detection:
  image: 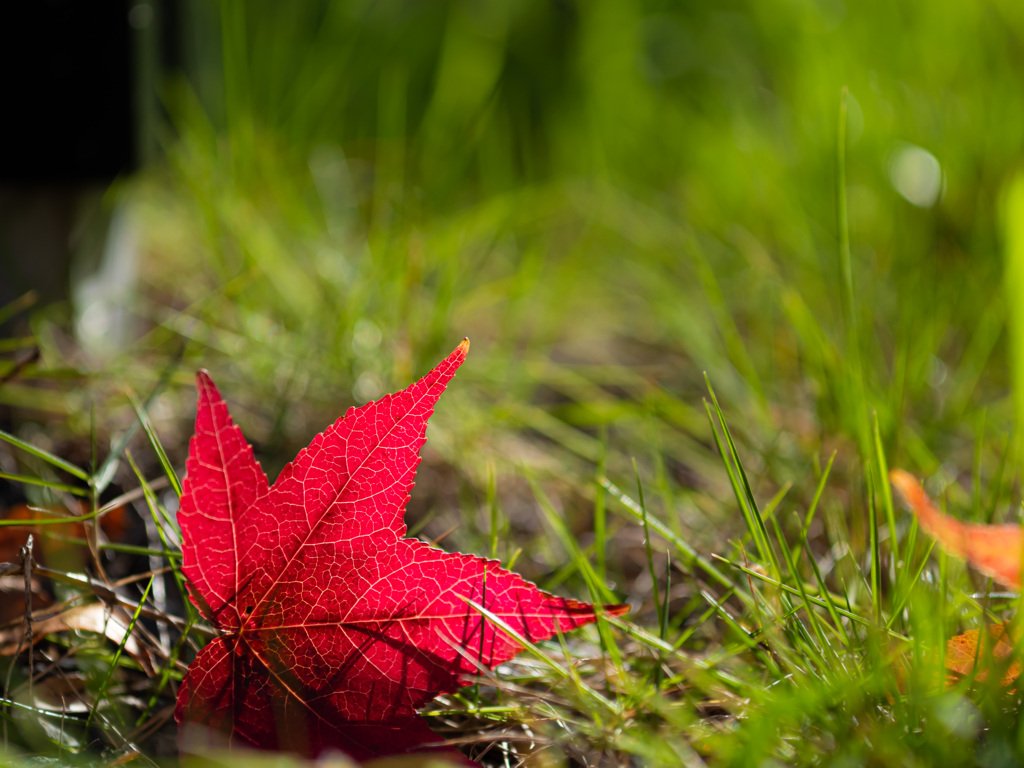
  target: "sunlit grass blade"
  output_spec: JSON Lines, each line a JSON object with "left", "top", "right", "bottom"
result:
{"left": 125, "top": 450, "right": 180, "bottom": 540}
{"left": 486, "top": 461, "right": 498, "bottom": 561}
{"left": 0, "top": 428, "right": 89, "bottom": 482}
{"left": 525, "top": 469, "right": 626, "bottom": 677}
{"left": 696, "top": 589, "right": 781, "bottom": 675}
{"left": 972, "top": 409, "right": 986, "bottom": 516}
{"left": 87, "top": 576, "right": 155, "bottom": 731}
{"left": 0, "top": 336, "right": 36, "bottom": 353}
{"left": 868, "top": 472, "right": 882, "bottom": 620}
{"left": 0, "top": 471, "right": 89, "bottom": 496}
{"left": 797, "top": 527, "right": 850, "bottom": 647}
{"left": 985, "top": 435, "right": 1014, "bottom": 524}
{"left": 634, "top": 460, "right": 664, "bottom": 632}
{"left": 0, "top": 505, "right": 104, "bottom": 528}
{"left": 661, "top": 554, "right": 671, "bottom": 643}
{"left": 601, "top": 477, "right": 736, "bottom": 594}
{"left": 886, "top": 537, "right": 937, "bottom": 631}
{"left": 526, "top": 470, "right": 615, "bottom": 603}
{"left": 595, "top": 426, "right": 609, "bottom": 581}
{"left": 125, "top": 451, "right": 190, "bottom": 612}
{"left": 0, "top": 290, "right": 36, "bottom": 327}
{"left": 801, "top": 451, "right": 836, "bottom": 539}
{"left": 460, "top": 596, "right": 620, "bottom": 714}
{"left": 128, "top": 392, "right": 183, "bottom": 499}
{"left": 703, "top": 378, "right": 779, "bottom": 576}
{"left": 713, "top": 554, "right": 903, "bottom": 637}
{"left": 770, "top": 514, "right": 832, "bottom": 670}
{"left": 138, "top": 615, "right": 195, "bottom": 728}
{"left": 873, "top": 412, "right": 899, "bottom": 572}
{"left": 603, "top": 613, "right": 747, "bottom": 690}
{"left": 761, "top": 482, "right": 792, "bottom": 525}
{"left": 836, "top": 86, "right": 871, "bottom": 461}
{"left": 674, "top": 587, "right": 732, "bottom": 650}
{"left": 94, "top": 357, "right": 181, "bottom": 496}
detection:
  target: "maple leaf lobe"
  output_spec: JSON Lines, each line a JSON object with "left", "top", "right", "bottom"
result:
{"left": 176, "top": 341, "right": 626, "bottom": 761}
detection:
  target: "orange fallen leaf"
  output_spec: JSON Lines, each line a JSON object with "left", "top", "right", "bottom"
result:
{"left": 0, "top": 502, "right": 129, "bottom": 567}
{"left": 889, "top": 469, "right": 1024, "bottom": 589}
{"left": 945, "top": 624, "right": 1021, "bottom": 687}
{"left": 0, "top": 502, "right": 132, "bottom": 626}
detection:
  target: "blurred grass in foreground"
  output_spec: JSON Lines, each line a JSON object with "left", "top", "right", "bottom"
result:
{"left": 4, "top": 0, "right": 1024, "bottom": 764}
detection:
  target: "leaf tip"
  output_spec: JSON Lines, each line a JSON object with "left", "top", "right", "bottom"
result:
{"left": 889, "top": 468, "right": 920, "bottom": 507}
{"left": 194, "top": 370, "right": 224, "bottom": 407}
{"left": 457, "top": 337, "right": 470, "bottom": 355}
{"left": 889, "top": 468, "right": 940, "bottom": 534}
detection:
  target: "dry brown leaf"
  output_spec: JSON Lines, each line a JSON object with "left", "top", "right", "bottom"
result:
{"left": 945, "top": 624, "right": 1022, "bottom": 687}
{"left": 0, "top": 574, "right": 51, "bottom": 625}
{"left": 19, "top": 672, "right": 91, "bottom": 714}
{"left": 0, "top": 603, "right": 153, "bottom": 674}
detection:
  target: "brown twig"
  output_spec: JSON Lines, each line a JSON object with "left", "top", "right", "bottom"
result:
{"left": 0, "top": 347, "right": 40, "bottom": 384}
{"left": 20, "top": 535, "right": 34, "bottom": 699}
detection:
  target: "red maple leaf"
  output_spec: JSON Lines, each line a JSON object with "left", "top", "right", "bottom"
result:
{"left": 175, "top": 340, "right": 628, "bottom": 760}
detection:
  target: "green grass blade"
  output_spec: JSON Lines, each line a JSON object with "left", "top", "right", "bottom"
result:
{"left": 873, "top": 412, "right": 899, "bottom": 572}
{"left": 714, "top": 554, "right": 905, "bottom": 638}
{"left": 460, "top": 596, "right": 619, "bottom": 714}
{"left": 486, "top": 461, "right": 498, "bottom": 561}
{"left": 802, "top": 451, "right": 836, "bottom": 538}
{"left": 885, "top": 537, "right": 936, "bottom": 631}
{"left": 986, "top": 435, "right": 1013, "bottom": 524}
{"left": 94, "top": 354, "right": 182, "bottom": 495}
{"left": 1003, "top": 171, "right": 1024, "bottom": 431}
{"left": 0, "top": 505, "right": 104, "bottom": 528}
{"left": 772, "top": 514, "right": 831, "bottom": 668}
{"left": 128, "top": 392, "right": 183, "bottom": 498}
{"left": 0, "top": 428, "right": 89, "bottom": 482}
{"left": 0, "top": 290, "right": 36, "bottom": 327}
{"left": 674, "top": 588, "right": 733, "bottom": 650}
{"left": 124, "top": 450, "right": 194, "bottom": 630}
{"left": 87, "top": 577, "right": 155, "bottom": 731}
{"left": 703, "top": 384, "right": 779, "bottom": 576}
{"left": 595, "top": 426, "right": 609, "bottom": 581}
{"left": 600, "top": 477, "right": 736, "bottom": 593}
{"left": 836, "top": 86, "right": 871, "bottom": 461}
{"left": 526, "top": 470, "right": 618, "bottom": 607}
{"left": 661, "top": 554, "right": 671, "bottom": 643}
{"left": 634, "top": 459, "right": 665, "bottom": 636}
{"left": 603, "top": 613, "right": 747, "bottom": 690}
{"left": 868, "top": 471, "right": 882, "bottom": 620}
{"left": 799, "top": 534, "right": 851, "bottom": 647}
{"left": 0, "top": 471, "right": 89, "bottom": 496}
{"left": 138, "top": 615, "right": 195, "bottom": 727}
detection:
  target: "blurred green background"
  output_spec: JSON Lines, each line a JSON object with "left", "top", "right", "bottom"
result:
{"left": 6, "top": 0, "right": 1024, "bottom": 595}
{"left": 3, "top": 0, "right": 1024, "bottom": 591}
